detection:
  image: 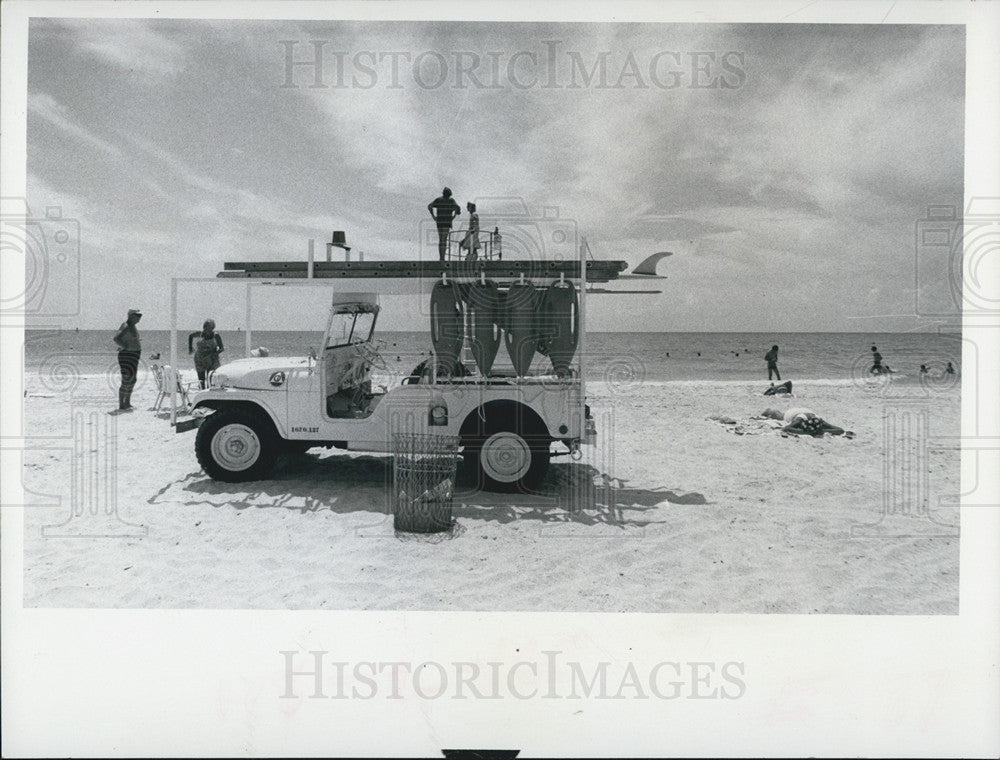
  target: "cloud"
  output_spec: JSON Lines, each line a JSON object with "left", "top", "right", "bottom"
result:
{"left": 74, "top": 20, "right": 185, "bottom": 80}
{"left": 28, "top": 91, "right": 124, "bottom": 160}
{"left": 23, "top": 20, "right": 965, "bottom": 330}
{"left": 630, "top": 216, "right": 738, "bottom": 241}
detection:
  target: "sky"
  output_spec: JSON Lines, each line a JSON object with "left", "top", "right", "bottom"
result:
{"left": 23, "top": 19, "right": 965, "bottom": 331}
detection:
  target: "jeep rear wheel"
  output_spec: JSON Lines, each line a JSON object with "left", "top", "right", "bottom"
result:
{"left": 464, "top": 420, "right": 550, "bottom": 493}
{"left": 196, "top": 408, "right": 278, "bottom": 482}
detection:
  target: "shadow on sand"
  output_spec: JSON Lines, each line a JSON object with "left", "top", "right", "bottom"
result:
{"left": 151, "top": 452, "right": 707, "bottom": 529}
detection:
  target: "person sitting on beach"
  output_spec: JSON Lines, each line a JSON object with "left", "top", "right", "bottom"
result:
{"left": 762, "top": 407, "right": 852, "bottom": 437}
{"left": 764, "top": 381, "right": 792, "bottom": 396}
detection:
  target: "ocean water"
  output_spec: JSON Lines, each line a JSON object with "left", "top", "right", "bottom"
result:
{"left": 23, "top": 329, "right": 963, "bottom": 386}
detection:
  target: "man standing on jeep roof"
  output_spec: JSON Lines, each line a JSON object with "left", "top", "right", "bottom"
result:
{"left": 428, "top": 186, "right": 461, "bottom": 261}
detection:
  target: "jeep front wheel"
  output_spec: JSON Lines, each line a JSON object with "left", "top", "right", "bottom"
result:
{"left": 196, "top": 408, "right": 277, "bottom": 482}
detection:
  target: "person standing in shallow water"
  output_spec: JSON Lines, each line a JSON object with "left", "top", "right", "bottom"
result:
{"left": 113, "top": 308, "right": 142, "bottom": 411}
{"left": 869, "top": 345, "right": 884, "bottom": 375}
{"left": 427, "top": 186, "right": 461, "bottom": 261}
{"left": 764, "top": 344, "right": 780, "bottom": 381}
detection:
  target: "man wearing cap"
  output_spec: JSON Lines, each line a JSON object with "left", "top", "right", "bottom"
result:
{"left": 113, "top": 308, "right": 142, "bottom": 411}
{"left": 427, "top": 187, "right": 461, "bottom": 262}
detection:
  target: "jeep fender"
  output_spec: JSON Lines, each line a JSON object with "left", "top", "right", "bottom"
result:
{"left": 459, "top": 399, "right": 549, "bottom": 442}
{"left": 192, "top": 396, "right": 287, "bottom": 439}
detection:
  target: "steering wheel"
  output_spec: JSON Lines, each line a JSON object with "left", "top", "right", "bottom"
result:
{"left": 355, "top": 341, "right": 387, "bottom": 372}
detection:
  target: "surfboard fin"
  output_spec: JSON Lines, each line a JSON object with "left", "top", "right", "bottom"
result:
{"left": 631, "top": 251, "right": 673, "bottom": 276}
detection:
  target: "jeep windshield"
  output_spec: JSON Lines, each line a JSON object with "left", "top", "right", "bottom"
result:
{"left": 326, "top": 304, "right": 379, "bottom": 349}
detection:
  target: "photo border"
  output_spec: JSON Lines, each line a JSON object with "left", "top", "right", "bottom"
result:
{"left": 2, "top": 1, "right": 998, "bottom": 757}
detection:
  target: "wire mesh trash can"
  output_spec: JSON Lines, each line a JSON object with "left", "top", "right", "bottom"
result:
{"left": 392, "top": 434, "right": 460, "bottom": 533}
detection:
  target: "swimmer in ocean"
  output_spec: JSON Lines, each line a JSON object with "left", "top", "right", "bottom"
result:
{"left": 946, "top": 362, "right": 955, "bottom": 375}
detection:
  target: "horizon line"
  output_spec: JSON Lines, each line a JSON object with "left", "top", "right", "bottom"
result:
{"left": 23, "top": 327, "right": 962, "bottom": 335}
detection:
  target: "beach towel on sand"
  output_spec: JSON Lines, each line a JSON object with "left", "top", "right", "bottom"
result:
{"left": 707, "top": 414, "right": 782, "bottom": 436}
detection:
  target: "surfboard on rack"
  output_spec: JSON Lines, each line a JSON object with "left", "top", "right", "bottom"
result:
{"left": 464, "top": 280, "right": 502, "bottom": 376}
{"left": 218, "top": 252, "right": 672, "bottom": 293}
{"left": 538, "top": 280, "right": 579, "bottom": 377}
{"left": 430, "top": 281, "right": 464, "bottom": 375}
{"left": 503, "top": 281, "right": 538, "bottom": 377}
{"left": 220, "top": 259, "right": 628, "bottom": 281}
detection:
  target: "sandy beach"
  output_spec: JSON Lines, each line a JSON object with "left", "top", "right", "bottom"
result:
{"left": 19, "top": 368, "right": 960, "bottom": 614}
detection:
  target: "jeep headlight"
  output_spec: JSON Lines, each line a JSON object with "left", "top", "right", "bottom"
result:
{"left": 211, "top": 372, "right": 229, "bottom": 389}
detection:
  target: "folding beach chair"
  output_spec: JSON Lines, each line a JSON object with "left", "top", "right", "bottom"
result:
{"left": 151, "top": 363, "right": 195, "bottom": 412}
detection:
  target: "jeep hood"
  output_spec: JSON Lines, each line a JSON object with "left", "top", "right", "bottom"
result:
{"left": 211, "top": 356, "right": 311, "bottom": 390}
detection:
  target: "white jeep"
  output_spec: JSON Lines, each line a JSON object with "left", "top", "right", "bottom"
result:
{"left": 191, "top": 293, "right": 595, "bottom": 492}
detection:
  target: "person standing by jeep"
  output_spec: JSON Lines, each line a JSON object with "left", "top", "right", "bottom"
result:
{"left": 189, "top": 320, "right": 224, "bottom": 388}
{"left": 113, "top": 308, "right": 142, "bottom": 411}
{"left": 188, "top": 318, "right": 224, "bottom": 388}
{"left": 428, "top": 186, "right": 461, "bottom": 261}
